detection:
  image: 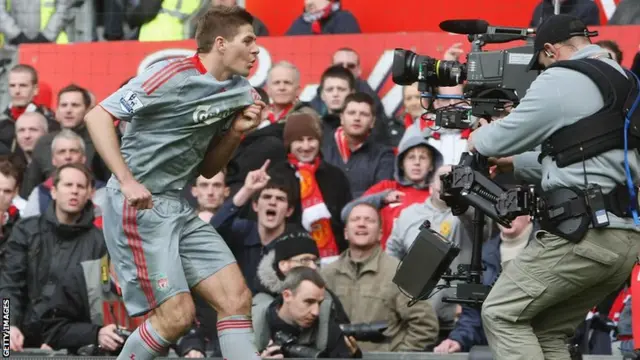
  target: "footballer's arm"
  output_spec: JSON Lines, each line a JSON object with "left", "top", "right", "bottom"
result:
{"left": 199, "top": 129, "right": 243, "bottom": 179}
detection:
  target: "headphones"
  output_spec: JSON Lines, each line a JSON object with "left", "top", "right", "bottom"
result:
{"left": 544, "top": 50, "right": 554, "bottom": 58}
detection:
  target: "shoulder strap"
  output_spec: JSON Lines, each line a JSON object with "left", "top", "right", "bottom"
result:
{"left": 313, "top": 292, "right": 334, "bottom": 351}
{"left": 81, "top": 257, "right": 106, "bottom": 326}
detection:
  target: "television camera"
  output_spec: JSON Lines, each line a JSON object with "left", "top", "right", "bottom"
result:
{"left": 392, "top": 19, "right": 540, "bottom": 128}
{"left": 392, "top": 20, "right": 549, "bottom": 307}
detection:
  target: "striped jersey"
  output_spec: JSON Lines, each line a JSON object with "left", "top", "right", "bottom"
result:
{"left": 100, "top": 54, "right": 256, "bottom": 193}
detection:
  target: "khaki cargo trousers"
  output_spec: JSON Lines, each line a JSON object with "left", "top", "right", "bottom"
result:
{"left": 481, "top": 228, "right": 640, "bottom": 360}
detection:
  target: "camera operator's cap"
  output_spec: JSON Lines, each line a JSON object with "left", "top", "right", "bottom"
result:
{"left": 528, "top": 14, "right": 598, "bottom": 71}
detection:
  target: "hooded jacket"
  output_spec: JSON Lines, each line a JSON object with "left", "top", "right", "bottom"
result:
{"left": 340, "top": 125, "right": 443, "bottom": 247}
{"left": 0, "top": 201, "right": 106, "bottom": 343}
{"left": 254, "top": 249, "right": 350, "bottom": 325}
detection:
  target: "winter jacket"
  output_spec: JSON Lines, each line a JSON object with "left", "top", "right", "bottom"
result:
{"left": 0, "top": 201, "right": 106, "bottom": 343}
{"left": 530, "top": 0, "right": 600, "bottom": 27}
{"left": 267, "top": 159, "right": 352, "bottom": 253}
{"left": 40, "top": 256, "right": 204, "bottom": 355}
{"left": 340, "top": 125, "right": 444, "bottom": 247}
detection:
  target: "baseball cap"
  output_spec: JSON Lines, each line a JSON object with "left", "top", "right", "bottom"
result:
{"left": 528, "top": 14, "right": 598, "bottom": 71}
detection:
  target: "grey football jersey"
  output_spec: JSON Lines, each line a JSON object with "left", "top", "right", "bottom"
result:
{"left": 100, "top": 55, "right": 255, "bottom": 193}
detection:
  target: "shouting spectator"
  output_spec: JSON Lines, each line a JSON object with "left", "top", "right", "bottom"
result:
{"left": 22, "top": 130, "right": 106, "bottom": 219}
{"left": 322, "top": 92, "right": 394, "bottom": 198}
{"left": 192, "top": 172, "right": 229, "bottom": 223}
{"left": 14, "top": 112, "right": 48, "bottom": 166}
{"left": 211, "top": 161, "right": 297, "bottom": 293}
{"left": 341, "top": 124, "right": 443, "bottom": 248}
{"left": 41, "top": 254, "right": 206, "bottom": 356}
{"left": 21, "top": 84, "right": 109, "bottom": 198}
{"left": 0, "top": 163, "right": 106, "bottom": 351}
{"left": 255, "top": 267, "right": 362, "bottom": 358}
{"left": 286, "top": 0, "right": 360, "bottom": 36}
{"left": 322, "top": 203, "right": 439, "bottom": 351}
{"left": 530, "top": 0, "right": 600, "bottom": 27}
{"left": 269, "top": 112, "right": 352, "bottom": 257}
{"left": 0, "top": 65, "right": 58, "bottom": 153}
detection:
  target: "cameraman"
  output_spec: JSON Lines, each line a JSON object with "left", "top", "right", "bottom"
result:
{"left": 40, "top": 255, "right": 205, "bottom": 357}
{"left": 254, "top": 267, "right": 361, "bottom": 358}
{"left": 466, "top": 14, "right": 640, "bottom": 360}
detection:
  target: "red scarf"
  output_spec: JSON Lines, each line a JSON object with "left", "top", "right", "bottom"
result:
{"left": 287, "top": 154, "right": 338, "bottom": 257}
{"left": 334, "top": 127, "right": 363, "bottom": 163}
{"left": 10, "top": 106, "right": 26, "bottom": 121}
{"left": 265, "top": 103, "right": 294, "bottom": 124}
{"left": 304, "top": 1, "right": 340, "bottom": 34}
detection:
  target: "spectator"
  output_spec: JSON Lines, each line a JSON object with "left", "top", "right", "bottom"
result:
{"left": 0, "top": 1, "right": 78, "bottom": 45}
{"left": 255, "top": 267, "right": 362, "bottom": 358}
{"left": 41, "top": 254, "right": 206, "bottom": 357}
{"left": 21, "top": 84, "right": 109, "bottom": 199}
{"left": 264, "top": 61, "right": 302, "bottom": 123}
{"left": 530, "top": 0, "right": 600, "bottom": 27}
{"left": 433, "top": 215, "right": 535, "bottom": 354}
{"left": 322, "top": 92, "right": 394, "bottom": 198}
{"left": 268, "top": 112, "right": 352, "bottom": 258}
{"left": 255, "top": 231, "right": 350, "bottom": 323}
{"left": 0, "top": 163, "right": 106, "bottom": 351}
{"left": 192, "top": 172, "right": 229, "bottom": 223}
{"left": 341, "top": 124, "right": 443, "bottom": 248}
{"left": 311, "top": 48, "right": 389, "bottom": 144}
{"left": 14, "top": 112, "right": 48, "bottom": 166}
{"left": 0, "top": 159, "right": 21, "bottom": 253}
{"left": 315, "top": 65, "right": 388, "bottom": 145}
{"left": 208, "top": 0, "right": 269, "bottom": 36}
{"left": 22, "top": 130, "right": 106, "bottom": 219}
{"left": 211, "top": 162, "right": 297, "bottom": 293}
{"left": 0, "top": 65, "right": 58, "bottom": 152}
{"left": 321, "top": 203, "right": 439, "bottom": 351}
{"left": 388, "top": 83, "right": 424, "bottom": 148}
{"left": 286, "top": 0, "right": 360, "bottom": 36}
{"left": 596, "top": 40, "right": 623, "bottom": 64}
{"left": 609, "top": 0, "right": 640, "bottom": 25}
{"left": 386, "top": 165, "right": 490, "bottom": 335}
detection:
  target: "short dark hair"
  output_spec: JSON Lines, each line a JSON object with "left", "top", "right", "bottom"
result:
{"left": 57, "top": 84, "right": 91, "bottom": 108}
{"left": 0, "top": 158, "right": 22, "bottom": 188}
{"left": 53, "top": 163, "right": 94, "bottom": 188}
{"left": 253, "top": 176, "right": 297, "bottom": 208}
{"left": 319, "top": 65, "right": 355, "bottom": 92}
{"left": 343, "top": 92, "right": 375, "bottom": 113}
{"left": 195, "top": 5, "right": 254, "bottom": 53}
{"left": 282, "top": 267, "right": 325, "bottom": 293}
{"left": 596, "top": 40, "right": 623, "bottom": 64}
{"left": 10, "top": 64, "right": 38, "bottom": 84}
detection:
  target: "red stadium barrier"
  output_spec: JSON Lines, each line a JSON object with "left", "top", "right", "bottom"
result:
{"left": 17, "top": 26, "right": 640, "bottom": 116}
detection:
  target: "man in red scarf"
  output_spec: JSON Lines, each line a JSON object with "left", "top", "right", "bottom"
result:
{"left": 285, "top": 0, "right": 361, "bottom": 36}
{"left": 263, "top": 61, "right": 301, "bottom": 124}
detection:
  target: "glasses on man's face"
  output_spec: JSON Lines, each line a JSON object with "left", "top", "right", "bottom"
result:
{"left": 292, "top": 257, "right": 321, "bottom": 267}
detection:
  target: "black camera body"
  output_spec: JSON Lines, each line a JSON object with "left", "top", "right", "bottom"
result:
{"left": 272, "top": 331, "right": 326, "bottom": 358}
{"left": 76, "top": 328, "right": 132, "bottom": 356}
{"left": 391, "top": 23, "right": 539, "bottom": 122}
{"left": 339, "top": 321, "right": 389, "bottom": 343}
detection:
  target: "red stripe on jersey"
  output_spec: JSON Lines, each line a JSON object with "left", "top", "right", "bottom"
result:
{"left": 190, "top": 54, "right": 207, "bottom": 74}
{"left": 145, "top": 63, "right": 196, "bottom": 95}
{"left": 141, "top": 59, "right": 192, "bottom": 94}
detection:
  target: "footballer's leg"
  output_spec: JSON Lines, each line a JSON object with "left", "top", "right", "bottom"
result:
{"left": 104, "top": 189, "right": 196, "bottom": 360}
{"left": 180, "top": 214, "right": 261, "bottom": 360}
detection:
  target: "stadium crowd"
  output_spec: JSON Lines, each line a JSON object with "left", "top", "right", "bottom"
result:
{"left": 1, "top": 0, "right": 640, "bottom": 358}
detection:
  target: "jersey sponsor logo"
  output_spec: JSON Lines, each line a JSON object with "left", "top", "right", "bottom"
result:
{"left": 193, "top": 105, "right": 236, "bottom": 125}
{"left": 119, "top": 91, "right": 144, "bottom": 114}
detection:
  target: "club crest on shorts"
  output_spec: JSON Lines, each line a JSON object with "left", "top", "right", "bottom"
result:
{"left": 156, "top": 276, "right": 169, "bottom": 290}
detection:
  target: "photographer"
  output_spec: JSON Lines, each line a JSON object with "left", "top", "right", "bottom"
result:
{"left": 40, "top": 255, "right": 205, "bottom": 357}
{"left": 254, "top": 267, "right": 362, "bottom": 358}
{"left": 465, "top": 14, "right": 640, "bottom": 360}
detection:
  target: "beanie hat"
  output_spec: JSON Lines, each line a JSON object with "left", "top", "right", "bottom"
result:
{"left": 283, "top": 113, "right": 323, "bottom": 150}
{"left": 272, "top": 231, "right": 320, "bottom": 278}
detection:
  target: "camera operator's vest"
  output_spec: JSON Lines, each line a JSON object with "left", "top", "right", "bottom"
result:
{"left": 252, "top": 292, "right": 333, "bottom": 352}
{"left": 80, "top": 256, "right": 146, "bottom": 330}
{"left": 538, "top": 58, "right": 640, "bottom": 168}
